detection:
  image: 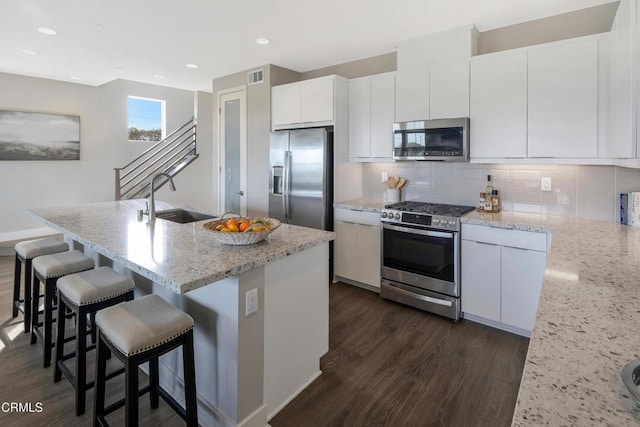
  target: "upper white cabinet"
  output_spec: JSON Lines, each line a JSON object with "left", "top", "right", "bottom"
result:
{"left": 430, "top": 62, "right": 470, "bottom": 119}
{"left": 527, "top": 39, "right": 599, "bottom": 158}
{"left": 395, "top": 68, "right": 429, "bottom": 122}
{"left": 470, "top": 51, "right": 528, "bottom": 158}
{"left": 349, "top": 72, "right": 395, "bottom": 161}
{"left": 272, "top": 75, "right": 335, "bottom": 128}
{"left": 394, "top": 61, "right": 469, "bottom": 122}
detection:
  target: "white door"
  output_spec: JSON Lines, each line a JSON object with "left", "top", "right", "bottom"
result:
{"left": 218, "top": 88, "right": 247, "bottom": 215}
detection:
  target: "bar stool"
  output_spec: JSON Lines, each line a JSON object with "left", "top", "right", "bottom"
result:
{"left": 54, "top": 267, "right": 135, "bottom": 416}
{"left": 31, "top": 249, "right": 95, "bottom": 368}
{"left": 94, "top": 294, "right": 197, "bottom": 427}
{"left": 13, "top": 237, "right": 69, "bottom": 333}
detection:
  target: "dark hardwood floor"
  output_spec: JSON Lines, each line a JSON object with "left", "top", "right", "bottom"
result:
{"left": 270, "top": 282, "right": 529, "bottom": 427}
{"left": 0, "top": 255, "right": 528, "bottom": 426}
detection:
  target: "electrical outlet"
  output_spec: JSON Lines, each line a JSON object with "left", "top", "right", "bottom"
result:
{"left": 382, "top": 172, "right": 388, "bottom": 182}
{"left": 541, "top": 177, "right": 552, "bottom": 192}
{"left": 245, "top": 288, "right": 258, "bottom": 317}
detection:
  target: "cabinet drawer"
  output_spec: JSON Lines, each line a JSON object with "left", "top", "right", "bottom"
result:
{"left": 334, "top": 208, "right": 380, "bottom": 226}
{"left": 461, "top": 223, "right": 547, "bottom": 252}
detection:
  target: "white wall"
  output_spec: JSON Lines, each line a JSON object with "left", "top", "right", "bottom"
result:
{"left": 0, "top": 72, "right": 213, "bottom": 235}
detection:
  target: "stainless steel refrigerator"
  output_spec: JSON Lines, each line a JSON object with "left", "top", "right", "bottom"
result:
{"left": 269, "top": 127, "right": 333, "bottom": 232}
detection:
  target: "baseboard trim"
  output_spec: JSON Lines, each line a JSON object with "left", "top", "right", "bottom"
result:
{"left": 267, "top": 370, "right": 322, "bottom": 421}
{"left": 462, "top": 313, "right": 531, "bottom": 338}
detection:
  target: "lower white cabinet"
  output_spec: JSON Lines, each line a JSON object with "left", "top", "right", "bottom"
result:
{"left": 461, "top": 223, "right": 548, "bottom": 334}
{"left": 334, "top": 209, "right": 381, "bottom": 289}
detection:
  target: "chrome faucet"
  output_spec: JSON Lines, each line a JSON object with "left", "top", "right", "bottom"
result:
{"left": 148, "top": 172, "right": 176, "bottom": 222}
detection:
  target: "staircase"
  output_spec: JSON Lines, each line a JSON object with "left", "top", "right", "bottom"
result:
{"left": 114, "top": 117, "right": 198, "bottom": 200}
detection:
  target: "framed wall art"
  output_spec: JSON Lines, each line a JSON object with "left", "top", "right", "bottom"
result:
{"left": 0, "top": 110, "right": 80, "bottom": 160}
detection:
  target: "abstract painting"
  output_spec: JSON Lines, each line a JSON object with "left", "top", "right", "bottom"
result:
{"left": 0, "top": 110, "right": 80, "bottom": 160}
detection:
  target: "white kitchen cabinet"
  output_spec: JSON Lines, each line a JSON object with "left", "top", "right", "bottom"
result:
{"left": 349, "top": 73, "right": 394, "bottom": 161}
{"left": 501, "top": 246, "right": 547, "bottom": 331}
{"left": 461, "top": 223, "right": 548, "bottom": 336}
{"left": 528, "top": 38, "right": 599, "bottom": 158}
{"left": 461, "top": 240, "right": 501, "bottom": 321}
{"left": 334, "top": 209, "right": 381, "bottom": 289}
{"left": 394, "top": 62, "right": 469, "bottom": 123}
{"left": 272, "top": 75, "right": 335, "bottom": 128}
{"left": 430, "top": 61, "right": 470, "bottom": 119}
{"left": 334, "top": 220, "right": 358, "bottom": 280}
{"left": 395, "top": 68, "right": 429, "bottom": 122}
{"left": 470, "top": 51, "right": 528, "bottom": 158}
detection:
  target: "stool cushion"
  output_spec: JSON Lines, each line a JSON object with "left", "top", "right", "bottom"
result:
{"left": 15, "top": 237, "right": 69, "bottom": 260}
{"left": 96, "top": 294, "right": 194, "bottom": 356}
{"left": 32, "top": 250, "right": 95, "bottom": 279}
{"left": 57, "top": 267, "right": 135, "bottom": 306}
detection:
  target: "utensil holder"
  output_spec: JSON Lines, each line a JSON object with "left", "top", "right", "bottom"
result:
{"left": 387, "top": 189, "right": 400, "bottom": 203}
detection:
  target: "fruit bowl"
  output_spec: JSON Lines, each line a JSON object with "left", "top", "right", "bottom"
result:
{"left": 203, "top": 217, "right": 281, "bottom": 245}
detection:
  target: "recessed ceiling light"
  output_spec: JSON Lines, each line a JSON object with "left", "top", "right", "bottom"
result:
{"left": 186, "top": 63, "right": 199, "bottom": 69}
{"left": 70, "top": 76, "right": 82, "bottom": 80}
{"left": 21, "top": 49, "right": 38, "bottom": 55}
{"left": 153, "top": 74, "right": 166, "bottom": 79}
{"left": 37, "top": 27, "right": 57, "bottom": 35}
{"left": 255, "top": 38, "right": 270, "bottom": 45}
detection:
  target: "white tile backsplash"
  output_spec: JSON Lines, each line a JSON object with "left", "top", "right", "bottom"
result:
{"left": 362, "top": 163, "right": 640, "bottom": 222}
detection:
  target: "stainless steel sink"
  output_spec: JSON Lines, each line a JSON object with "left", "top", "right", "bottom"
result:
{"left": 155, "top": 208, "right": 216, "bottom": 224}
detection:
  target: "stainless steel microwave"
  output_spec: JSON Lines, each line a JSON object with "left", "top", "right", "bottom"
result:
{"left": 393, "top": 118, "right": 469, "bottom": 161}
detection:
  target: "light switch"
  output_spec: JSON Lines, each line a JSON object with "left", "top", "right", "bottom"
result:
{"left": 541, "top": 177, "right": 552, "bottom": 192}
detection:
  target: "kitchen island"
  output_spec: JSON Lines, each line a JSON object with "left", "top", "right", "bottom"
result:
{"left": 29, "top": 199, "right": 335, "bottom": 427}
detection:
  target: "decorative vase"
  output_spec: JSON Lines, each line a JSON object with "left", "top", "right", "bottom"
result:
{"left": 387, "top": 188, "right": 400, "bottom": 203}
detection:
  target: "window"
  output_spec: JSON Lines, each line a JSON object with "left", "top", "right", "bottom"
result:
{"left": 127, "top": 96, "right": 165, "bottom": 142}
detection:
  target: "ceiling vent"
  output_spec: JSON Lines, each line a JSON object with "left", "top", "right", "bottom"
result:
{"left": 247, "top": 68, "right": 264, "bottom": 85}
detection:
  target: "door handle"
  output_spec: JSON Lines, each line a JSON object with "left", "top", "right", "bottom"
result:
{"left": 236, "top": 190, "right": 244, "bottom": 196}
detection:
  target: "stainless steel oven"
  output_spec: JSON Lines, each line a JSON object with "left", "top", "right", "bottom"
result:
{"left": 380, "top": 202, "right": 474, "bottom": 320}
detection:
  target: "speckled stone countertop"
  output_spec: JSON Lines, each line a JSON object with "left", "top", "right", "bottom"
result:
{"left": 334, "top": 198, "right": 385, "bottom": 212}
{"left": 29, "top": 200, "right": 334, "bottom": 294}
{"left": 463, "top": 210, "right": 640, "bottom": 426}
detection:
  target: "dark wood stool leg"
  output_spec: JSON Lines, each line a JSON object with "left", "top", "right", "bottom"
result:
{"left": 125, "top": 358, "right": 139, "bottom": 427}
{"left": 24, "top": 258, "right": 32, "bottom": 333}
{"left": 90, "top": 312, "right": 97, "bottom": 345}
{"left": 183, "top": 330, "right": 198, "bottom": 427}
{"left": 149, "top": 358, "right": 159, "bottom": 409}
{"left": 93, "top": 331, "right": 107, "bottom": 427}
{"left": 53, "top": 293, "right": 67, "bottom": 383}
{"left": 76, "top": 306, "right": 88, "bottom": 416}
{"left": 43, "top": 278, "right": 55, "bottom": 368}
{"left": 30, "top": 275, "right": 40, "bottom": 345}
{"left": 12, "top": 254, "right": 20, "bottom": 318}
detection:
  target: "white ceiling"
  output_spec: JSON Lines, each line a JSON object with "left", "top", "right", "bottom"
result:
{"left": 0, "top": 0, "right": 616, "bottom": 93}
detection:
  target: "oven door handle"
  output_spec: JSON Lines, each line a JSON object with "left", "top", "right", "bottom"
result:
{"left": 384, "top": 283, "right": 453, "bottom": 307}
{"left": 382, "top": 223, "right": 454, "bottom": 239}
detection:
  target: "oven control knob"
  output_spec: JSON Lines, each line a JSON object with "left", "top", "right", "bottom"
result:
{"left": 381, "top": 212, "right": 388, "bottom": 218}
{"left": 432, "top": 218, "right": 440, "bottom": 226}
{"left": 394, "top": 213, "right": 401, "bottom": 220}
{"left": 448, "top": 220, "right": 457, "bottom": 227}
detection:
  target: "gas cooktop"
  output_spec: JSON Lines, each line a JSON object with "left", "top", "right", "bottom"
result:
{"left": 381, "top": 201, "right": 475, "bottom": 231}
{"left": 385, "top": 201, "right": 475, "bottom": 217}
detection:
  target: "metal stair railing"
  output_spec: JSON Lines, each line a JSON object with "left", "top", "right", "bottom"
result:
{"left": 114, "top": 117, "right": 197, "bottom": 200}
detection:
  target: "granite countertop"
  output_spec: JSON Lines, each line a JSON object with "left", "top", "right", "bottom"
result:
{"left": 462, "top": 210, "right": 640, "bottom": 426}
{"left": 29, "top": 200, "right": 334, "bottom": 294}
{"left": 334, "top": 198, "right": 386, "bottom": 212}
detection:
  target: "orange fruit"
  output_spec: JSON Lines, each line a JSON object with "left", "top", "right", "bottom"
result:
{"left": 239, "top": 222, "right": 250, "bottom": 232}
{"left": 225, "top": 218, "right": 238, "bottom": 228}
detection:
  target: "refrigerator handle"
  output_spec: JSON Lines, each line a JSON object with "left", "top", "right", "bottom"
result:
{"left": 283, "top": 150, "right": 290, "bottom": 218}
